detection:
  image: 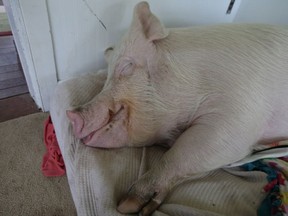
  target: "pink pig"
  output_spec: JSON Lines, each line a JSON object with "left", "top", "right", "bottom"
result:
{"left": 67, "top": 2, "right": 288, "bottom": 215}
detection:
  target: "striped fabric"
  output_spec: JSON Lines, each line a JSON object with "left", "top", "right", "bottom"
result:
{"left": 50, "top": 71, "right": 267, "bottom": 216}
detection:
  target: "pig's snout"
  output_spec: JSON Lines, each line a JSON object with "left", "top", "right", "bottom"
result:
{"left": 66, "top": 103, "right": 113, "bottom": 139}
{"left": 66, "top": 110, "right": 84, "bottom": 138}
{"left": 66, "top": 102, "right": 129, "bottom": 147}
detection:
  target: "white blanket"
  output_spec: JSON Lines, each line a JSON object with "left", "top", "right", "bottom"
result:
{"left": 50, "top": 71, "right": 267, "bottom": 216}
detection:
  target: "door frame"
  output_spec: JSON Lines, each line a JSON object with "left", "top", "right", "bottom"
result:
{"left": 3, "top": 0, "right": 57, "bottom": 111}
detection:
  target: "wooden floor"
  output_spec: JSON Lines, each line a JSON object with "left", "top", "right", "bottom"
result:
{"left": 0, "top": 35, "right": 40, "bottom": 123}
{"left": 0, "top": 35, "right": 29, "bottom": 99}
{"left": 0, "top": 93, "right": 40, "bottom": 122}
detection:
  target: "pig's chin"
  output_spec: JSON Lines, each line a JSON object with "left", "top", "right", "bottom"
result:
{"left": 80, "top": 106, "right": 129, "bottom": 148}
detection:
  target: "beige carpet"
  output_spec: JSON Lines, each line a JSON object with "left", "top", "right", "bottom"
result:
{"left": 0, "top": 113, "right": 76, "bottom": 216}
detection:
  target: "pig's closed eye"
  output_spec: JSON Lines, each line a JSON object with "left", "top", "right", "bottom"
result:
{"left": 118, "top": 61, "right": 134, "bottom": 76}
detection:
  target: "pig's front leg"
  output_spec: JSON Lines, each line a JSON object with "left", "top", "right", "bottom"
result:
{"left": 117, "top": 116, "right": 258, "bottom": 215}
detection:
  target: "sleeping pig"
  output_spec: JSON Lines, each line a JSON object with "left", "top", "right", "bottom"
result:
{"left": 66, "top": 1, "right": 288, "bottom": 215}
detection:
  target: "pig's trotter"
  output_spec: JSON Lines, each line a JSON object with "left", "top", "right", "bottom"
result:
{"left": 117, "top": 188, "right": 168, "bottom": 216}
{"left": 139, "top": 190, "right": 169, "bottom": 216}
{"left": 117, "top": 170, "right": 170, "bottom": 215}
{"left": 117, "top": 195, "right": 145, "bottom": 214}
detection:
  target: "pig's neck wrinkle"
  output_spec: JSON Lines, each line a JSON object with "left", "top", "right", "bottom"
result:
{"left": 150, "top": 29, "right": 241, "bottom": 143}
{"left": 156, "top": 55, "right": 203, "bottom": 114}
{"left": 150, "top": 35, "right": 222, "bottom": 142}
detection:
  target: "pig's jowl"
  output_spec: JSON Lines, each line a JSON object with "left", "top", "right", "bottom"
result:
{"left": 67, "top": 2, "right": 288, "bottom": 215}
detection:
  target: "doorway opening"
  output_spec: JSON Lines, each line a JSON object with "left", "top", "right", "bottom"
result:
{"left": 0, "top": 2, "right": 39, "bottom": 122}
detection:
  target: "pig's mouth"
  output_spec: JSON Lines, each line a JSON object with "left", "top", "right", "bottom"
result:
{"left": 81, "top": 105, "right": 127, "bottom": 145}
{"left": 81, "top": 130, "right": 97, "bottom": 144}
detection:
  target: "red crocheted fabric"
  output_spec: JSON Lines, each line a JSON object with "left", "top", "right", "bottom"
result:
{"left": 41, "top": 115, "right": 66, "bottom": 177}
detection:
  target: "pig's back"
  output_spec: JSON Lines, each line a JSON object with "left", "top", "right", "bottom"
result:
{"left": 164, "top": 24, "right": 288, "bottom": 143}
{"left": 171, "top": 24, "right": 288, "bottom": 98}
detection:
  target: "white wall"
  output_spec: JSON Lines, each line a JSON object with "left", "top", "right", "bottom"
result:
{"left": 47, "top": 0, "right": 241, "bottom": 81}
{"left": 234, "top": 0, "right": 288, "bottom": 25}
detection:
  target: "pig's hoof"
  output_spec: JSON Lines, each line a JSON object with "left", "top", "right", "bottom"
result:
{"left": 117, "top": 195, "right": 144, "bottom": 213}
{"left": 117, "top": 188, "right": 168, "bottom": 216}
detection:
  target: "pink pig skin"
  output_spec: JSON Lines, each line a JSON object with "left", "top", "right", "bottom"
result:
{"left": 67, "top": 2, "right": 288, "bottom": 215}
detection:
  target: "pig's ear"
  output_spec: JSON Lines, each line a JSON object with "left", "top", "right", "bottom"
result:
{"left": 132, "top": 2, "right": 169, "bottom": 42}
{"left": 104, "top": 46, "right": 114, "bottom": 63}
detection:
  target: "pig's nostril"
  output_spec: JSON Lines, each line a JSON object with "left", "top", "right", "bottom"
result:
{"left": 66, "top": 110, "right": 84, "bottom": 137}
{"left": 108, "top": 108, "right": 118, "bottom": 123}
{"left": 109, "top": 109, "right": 114, "bottom": 119}
{"left": 108, "top": 104, "right": 123, "bottom": 119}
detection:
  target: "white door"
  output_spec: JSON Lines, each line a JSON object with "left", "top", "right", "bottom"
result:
{"left": 4, "top": 0, "right": 242, "bottom": 111}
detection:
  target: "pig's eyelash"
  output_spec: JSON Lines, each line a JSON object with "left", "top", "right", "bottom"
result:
{"left": 118, "top": 61, "right": 134, "bottom": 76}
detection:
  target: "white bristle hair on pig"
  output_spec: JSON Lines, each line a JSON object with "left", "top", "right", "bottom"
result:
{"left": 66, "top": 1, "right": 288, "bottom": 215}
